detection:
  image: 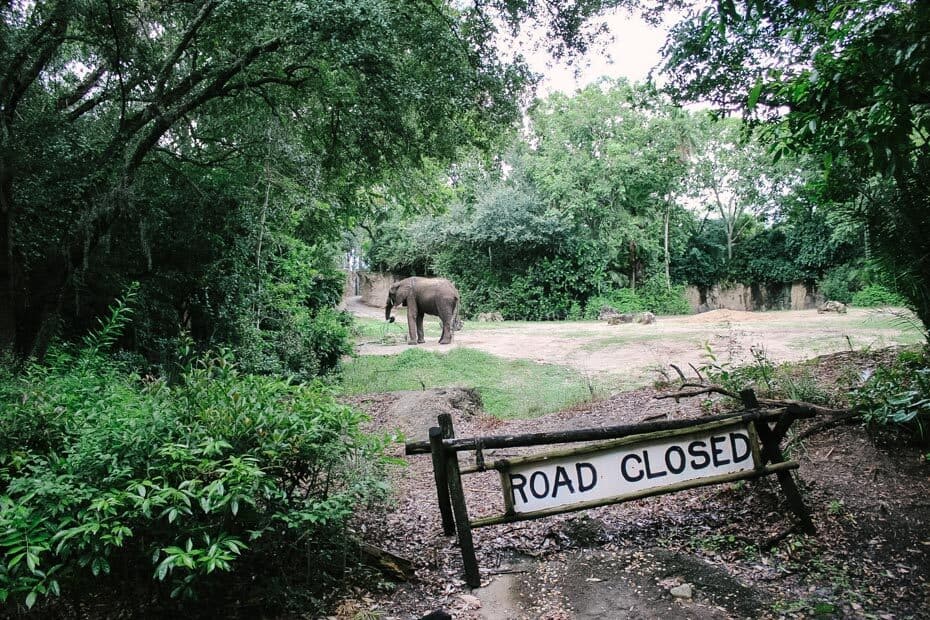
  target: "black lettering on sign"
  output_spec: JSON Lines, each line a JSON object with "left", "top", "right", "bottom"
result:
{"left": 621, "top": 453, "right": 643, "bottom": 482}
{"left": 552, "top": 466, "right": 575, "bottom": 497}
{"left": 730, "top": 431, "right": 752, "bottom": 464}
{"left": 711, "top": 435, "right": 730, "bottom": 466}
{"left": 576, "top": 462, "right": 597, "bottom": 492}
{"left": 644, "top": 450, "right": 667, "bottom": 479}
{"left": 689, "top": 440, "right": 710, "bottom": 469}
{"left": 510, "top": 473, "right": 528, "bottom": 504}
{"left": 529, "top": 471, "right": 550, "bottom": 499}
{"left": 665, "top": 445, "right": 686, "bottom": 474}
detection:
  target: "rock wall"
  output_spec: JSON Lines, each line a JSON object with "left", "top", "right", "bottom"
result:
{"left": 359, "top": 271, "right": 395, "bottom": 307}
{"left": 686, "top": 282, "right": 823, "bottom": 313}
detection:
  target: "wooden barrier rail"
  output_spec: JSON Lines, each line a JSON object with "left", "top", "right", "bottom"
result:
{"left": 405, "top": 390, "right": 817, "bottom": 587}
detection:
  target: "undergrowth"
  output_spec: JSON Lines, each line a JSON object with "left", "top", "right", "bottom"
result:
{"left": 0, "top": 289, "right": 391, "bottom": 615}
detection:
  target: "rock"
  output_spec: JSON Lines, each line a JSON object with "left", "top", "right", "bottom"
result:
{"left": 670, "top": 583, "right": 693, "bottom": 599}
{"left": 607, "top": 315, "right": 622, "bottom": 325}
{"left": 477, "top": 311, "right": 504, "bottom": 322}
{"left": 635, "top": 311, "right": 656, "bottom": 324}
{"left": 619, "top": 313, "right": 634, "bottom": 323}
{"left": 818, "top": 300, "right": 847, "bottom": 314}
{"left": 598, "top": 305, "right": 620, "bottom": 320}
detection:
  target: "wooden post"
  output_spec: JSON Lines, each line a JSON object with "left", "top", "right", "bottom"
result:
{"left": 743, "top": 390, "right": 816, "bottom": 534}
{"left": 438, "top": 413, "right": 481, "bottom": 587}
{"left": 429, "top": 426, "right": 455, "bottom": 536}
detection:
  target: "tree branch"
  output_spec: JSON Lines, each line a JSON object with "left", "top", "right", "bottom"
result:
{"left": 155, "top": 0, "right": 219, "bottom": 97}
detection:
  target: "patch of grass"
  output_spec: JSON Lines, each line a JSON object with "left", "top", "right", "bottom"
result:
{"left": 340, "top": 347, "right": 603, "bottom": 419}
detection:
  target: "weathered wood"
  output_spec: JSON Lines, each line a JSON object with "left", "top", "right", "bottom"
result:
{"left": 753, "top": 418, "right": 816, "bottom": 534}
{"left": 429, "top": 426, "right": 455, "bottom": 536}
{"left": 357, "top": 541, "right": 415, "bottom": 581}
{"left": 473, "top": 418, "right": 752, "bottom": 472}
{"left": 438, "top": 414, "right": 481, "bottom": 587}
{"left": 405, "top": 407, "right": 813, "bottom": 455}
{"left": 470, "top": 461, "right": 799, "bottom": 529}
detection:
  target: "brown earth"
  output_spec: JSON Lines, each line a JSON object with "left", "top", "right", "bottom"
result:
{"left": 341, "top": 369, "right": 930, "bottom": 619}
{"left": 345, "top": 296, "right": 921, "bottom": 388}
{"left": 336, "top": 300, "right": 930, "bottom": 619}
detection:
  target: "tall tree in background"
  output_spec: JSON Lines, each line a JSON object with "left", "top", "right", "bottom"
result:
{"left": 685, "top": 118, "right": 797, "bottom": 261}
{"left": 657, "top": 0, "right": 930, "bottom": 324}
{"left": 526, "top": 79, "right": 691, "bottom": 290}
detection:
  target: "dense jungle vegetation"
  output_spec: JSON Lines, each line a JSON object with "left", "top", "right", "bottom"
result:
{"left": 1, "top": 0, "right": 928, "bottom": 615}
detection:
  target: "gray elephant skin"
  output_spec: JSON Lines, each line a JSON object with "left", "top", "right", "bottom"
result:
{"left": 385, "top": 277, "right": 460, "bottom": 345}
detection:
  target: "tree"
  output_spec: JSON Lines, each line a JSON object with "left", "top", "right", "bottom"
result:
{"left": 656, "top": 0, "right": 930, "bottom": 323}
{"left": 526, "top": 79, "right": 691, "bottom": 289}
{"left": 0, "top": 0, "right": 628, "bottom": 358}
{"left": 685, "top": 118, "right": 797, "bottom": 261}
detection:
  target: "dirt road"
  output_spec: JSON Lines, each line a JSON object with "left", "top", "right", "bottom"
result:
{"left": 345, "top": 296, "right": 921, "bottom": 387}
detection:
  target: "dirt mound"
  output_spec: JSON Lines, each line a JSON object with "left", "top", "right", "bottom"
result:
{"left": 381, "top": 387, "right": 482, "bottom": 442}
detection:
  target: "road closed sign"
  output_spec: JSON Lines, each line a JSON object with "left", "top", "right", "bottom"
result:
{"left": 499, "top": 422, "right": 759, "bottom": 516}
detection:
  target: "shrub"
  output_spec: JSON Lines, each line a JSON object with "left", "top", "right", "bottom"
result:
{"left": 584, "top": 278, "right": 691, "bottom": 319}
{"left": 853, "top": 349, "right": 930, "bottom": 441}
{"left": 850, "top": 285, "right": 909, "bottom": 308}
{"left": 0, "top": 296, "right": 389, "bottom": 613}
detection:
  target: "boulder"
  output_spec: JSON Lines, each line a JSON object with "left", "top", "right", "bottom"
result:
{"left": 477, "top": 311, "right": 504, "bottom": 322}
{"left": 635, "top": 311, "right": 656, "bottom": 324}
{"left": 817, "top": 300, "right": 847, "bottom": 314}
{"left": 598, "top": 305, "right": 620, "bottom": 321}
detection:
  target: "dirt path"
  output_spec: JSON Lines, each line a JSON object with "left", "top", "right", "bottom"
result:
{"left": 345, "top": 296, "right": 921, "bottom": 387}
{"left": 343, "top": 362, "right": 930, "bottom": 619}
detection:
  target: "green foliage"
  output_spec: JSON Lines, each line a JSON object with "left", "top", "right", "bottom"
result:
{"left": 853, "top": 349, "right": 930, "bottom": 440}
{"left": 658, "top": 0, "right": 930, "bottom": 331}
{"left": 819, "top": 264, "right": 863, "bottom": 304}
{"left": 5, "top": 0, "right": 610, "bottom": 360}
{"left": 340, "top": 347, "right": 603, "bottom": 419}
{"left": 0, "top": 298, "right": 389, "bottom": 612}
{"left": 850, "top": 285, "right": 909, "bottom": 308}
{"left": 585, "top": 277, "right": 690, "bottom": 317}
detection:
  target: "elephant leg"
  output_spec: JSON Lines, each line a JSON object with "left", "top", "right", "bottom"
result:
{"left": 416, "top": 313, "right": 425, "bottom": 343}
{"left": 406, "top": 310, "right": 419, "bottom": 345}
{"left": 439, "top": 311, "right": 453, "bottom": 344}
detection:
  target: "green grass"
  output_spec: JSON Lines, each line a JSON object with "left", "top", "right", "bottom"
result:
{"left": 352, "top": 316, "right": 531, "bottom": 343}
{"left": 340, "top": 347, "right": 602, "bottom": 419}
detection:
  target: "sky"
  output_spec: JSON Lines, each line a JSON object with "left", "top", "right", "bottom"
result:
{"left": 527, "top": 10, "right": 673, "bottom": 96}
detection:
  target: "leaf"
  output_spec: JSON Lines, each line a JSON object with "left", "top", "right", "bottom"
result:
{"left": 25, "top": 590, "right": 37, "bottom": 609}
{"left": 747, "top": 78, "right": 763, "bottom": 109}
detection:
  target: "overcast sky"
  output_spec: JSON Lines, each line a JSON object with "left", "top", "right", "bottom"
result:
{"left": 528, "top": 11, "right": 672, "bottom": 96}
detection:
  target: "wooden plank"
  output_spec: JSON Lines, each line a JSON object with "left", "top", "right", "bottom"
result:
{"left": 405, "top": 407, "right": 812, "bottom": 455}
{"left": 470, "top": 461, "right": 799, "bottom": 529}
{"left": 438, "top": 413, "right": 481, "bottom": 587}
{"left": 752, "top": 417, "right": 816, "bottom": 534}
{"left": 479, "top": 418, "right": 754, "bottom": 471}
{"left": 429, "top": 426, "right": 455, "bottom": 536}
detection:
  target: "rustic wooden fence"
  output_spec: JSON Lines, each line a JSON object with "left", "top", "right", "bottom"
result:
{"left": 404, "top": 390, "right": 817, "bottom": 587}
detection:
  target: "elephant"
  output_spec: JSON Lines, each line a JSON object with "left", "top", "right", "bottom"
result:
{"left": 385, "top": 277, "right": 461, "bottom": 345}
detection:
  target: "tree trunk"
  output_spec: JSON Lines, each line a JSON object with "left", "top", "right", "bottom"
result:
{"left": 663, "top": 201, "right": 671, "bottom": 289}
{"left": 0, "top": 204, "right": 13, "bottom": 351}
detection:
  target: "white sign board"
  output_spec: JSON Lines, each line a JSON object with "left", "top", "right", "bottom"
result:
{"left": 503, "top": 423, "right": 756, "bottom": 515}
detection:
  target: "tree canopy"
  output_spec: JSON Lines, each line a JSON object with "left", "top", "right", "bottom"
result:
{"left": 0, "top": 0, "right": 630, "bottom": 364}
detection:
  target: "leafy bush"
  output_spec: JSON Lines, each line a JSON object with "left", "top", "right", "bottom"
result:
{"left": 818, "top": 263, "right": 862, "bottom": 303}
{"left": 584, "top": 278, "right": 691, "bottom": 318}
{"left": 853, "top": 349, "right": 930, "bottom": 441}
{"left": 850, "top": 285, "right": 909, "bottom": 308}
{"left": 0, "top": 296, "right": 389, "bottom": 613}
